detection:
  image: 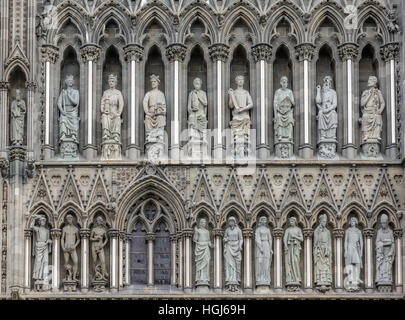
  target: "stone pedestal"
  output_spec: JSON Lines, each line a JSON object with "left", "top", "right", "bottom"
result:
{"left": 34, "top": 280, "right": 50, "bottom": 292}
{"left": 255, "top": 285, "right": 270, "bottom": 293}
{"left": 60, "top": 139, "right": 79, "bottom": 160}
{"left": 376, "top": 283, "right": 392, "bottom": 293}
{"left": 92, "top": 279, "right": 108, "bottom": 293}
{"left": 286, "top": 283, "right": 301, "bottom": 292}
{"left": 101, "top": 141, "right": 121, "bottom": 160}
{"left": 230, "top": 141, "right": 251, "bottom": 160}
{"left": 317, "top": 139, "right": 338, "bottom": 160}
{"left": 316, "top": 284, "right": 331, "bottom": 293}
{"left": 361, "top": 139, "right": 382, "bottom": 159}
{"left": 275, "top": 141, "right": 294, "bottom": 159}
{"left": 63, "top": 279, "right": 79, "bottom": 292}
{"left": 195, "top": 284, "right": 210, "bottom": 293}
{"left": 187, "top": 140, "right": 208, "bottom": 160}
{"left": 145, "top": 141, "right": 165, "bottom": 160}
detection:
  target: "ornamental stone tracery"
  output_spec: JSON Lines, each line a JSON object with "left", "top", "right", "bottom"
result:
{"left": 0, "top": 0, "right": 403, "bottom": 299}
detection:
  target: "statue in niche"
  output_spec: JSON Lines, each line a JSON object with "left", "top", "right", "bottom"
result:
{"left": 344, "top": 217, "right": 363, "bottom": 292}
{"left": 90, "top": 216, "right": 109, "bottom": 292}
{"left": 283, "top": 216, "right": 303, "bottom": 289}
{"left": 255, "top": 216, "right": 273, "bottom": 287}
{"left": 223, "top": 216, "right": 243, "bottom": 292}
{"left": 30, "top": 215, "right": 52, "bottom": 291}
{"left": 313, "top": 214, "right": 332, "bottom": 292}
{"left": 101, "top": 74, "right": 124, "bottom": 160}
{"left": 61, "top": 214, "right": 80, "bottom": 291}
{"left": 10, "top": 89, "right": 26, "bottom": 146}
{"left": 228, "top": 75, "right": 253, "bottom": 159}
{"left": 58, "top": 75, "right": 80, "bottom": 160}
{"left": 316, "top": 76, "right": 338, "bottom": 159}
{"left": 375, "top": 214, "right": 395, "bottom": 289}
{"left": 187, "top": 78, "right": 208, "bottom": 158}
{"left": 360, "top": 76, "right": 385, "bottom": 158}
{"left": 193, "top": 218, "right": 213, "bottom": 287}
{"left": 144, "top": 74, "right": 166, "bottom": 160}
{"left": 274, "top": 76, "right": 295, "bottom": 158}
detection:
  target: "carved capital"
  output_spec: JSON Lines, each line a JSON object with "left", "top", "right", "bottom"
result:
{"left": 79, "top": 228, "right": 91, "bottom": 239}
{"left": 363, "top": 228, "right": 374, "bottom": 238}
{"left": 295, "top": 43, "right": 315, "bottom": 62}
{"left": 40, "top": 44, "right": 59, "bottom": 64}
{"left": 146, "top": 233, "right": 156, "bottom": 242}
{"left": 9, "top": 146, "right": 26, "bottom": 162}
{"left": 0, "top": 158, "right": 9, "bottom": 178}
{"left": 25, "top": 81, "right": 37, "bottom": 91}
{"left": 242, "top": 228, "right": 254, "bottom": 238}
{"left": 165, "top": 43, "right": 187, "bottom": 62}
{"left": 333, "top": 228, "right": 345, "bottom": 238}
{"left": 24, "top": 229, "right": 33, "bottom": 238}
{"left": 182, "top": 228, "right": 194, "bottom": 239}
{"left": 108, "top": 229, "right": 119, "bottom": 239}
{"left": 303, "top": 228, "right": 314, "bottom": 239}
{"left": 80, "top": 44, "right": 101, "bottom": 62}
{"left": 251, "top": 43, "right": 272, "bottom": 63}
{"left": 209, "top": 43, "right": 230, "bottom": 62}
{"left": 50, "top": 228, "right": 62, "bottom": 240}
{"left": 380, "top": 42, "right": 400, "bottom": 62}
{"left": 273, "top": 228, "right": 284, "bottom": 238}
{"left": 119, "top": 231, "right": 129, "bottom": 242}
{"left": 394, "top": 228, "right": 403, "bottom": 239}
{"left": 212, "top": 228, "right": 224, "bottom": 237}
{"left": 124, "top": 44, "right": 144, "bottom": 63}
{"left": 338, "top": 43, "right": 359, "bottom": 61}
{"left": 170, "top": 233, "right": 177, "bottom": 242}
{"left": 0, "top": 81, "right": 9, "bottom": 90}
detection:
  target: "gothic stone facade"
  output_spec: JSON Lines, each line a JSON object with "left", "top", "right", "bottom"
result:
{"left": 0, "top": 0, "right": 404, "bottom": 299}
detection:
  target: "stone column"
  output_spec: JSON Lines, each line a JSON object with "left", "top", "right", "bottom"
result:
{"left": 79, "top": 228, "right": 90, "bottom": 292}
{"left": 303, "top": 228, "right": 313, "bottom": 292}
{"left": 209, "top": 44, "right": 230, "bottom": 162}
{"left": 124, "top": 44, "right": 144, "bottom": 160}
{"left": 394, "top": 228, "right": 403, "bottom": 293}
{"left": 50, "top": 228, "right": 61, "bottom": 292}
{"left": 118, "top": 232, "right": 126, "bottom": 288}
{"left": 24, "top": 229, "right": 32, "bottom": 292}
{"left": 40, "top": 44, "right": 59, "bottom": 160}
{"left": 363, "top": 228, "right": 374, "bottom": 293}
{"left": 213, "top": 228, "right": 224, "bottom": 293}
{"left": 333, "top": 228, "right": 344, "bottom": 292}
{"left": 380, "top": 42, "right": 400, "bottom": 159}
{"left": 242, "top": 228, "right": 253, "bottom": 292}
{"left": 251, "top": 44, "right": 272, "bottom": 159}
{"left": 170, "top": 234, "right": 177, "bottom": 287}
{"left": 182, "top": 228, "right": 193, "bottom": 292}
{"left": 295, "top": 43, "right": 315, "bottom": 159}
{"left": 273, "top": 228, "right": 284, "bottom": 292}
{"left": 165, "top": 43, "right": 187, "bottom": 161}
{"left": 146, "top": 233, "right": 155, "bottom": 287}
{"left": 125, "top": 232, "right": 131, "bottom": 286}
{"left": 0, "top": 81, "right": 9, "bottom": 157}
{"left": 80, "top": 44, "right": 101, "bottom": 160}
{"left": 8, "top": 147, "right": 26, "bottom": 296}
{"left": 108, "top": 229, "right": 119, "bottom": 292}
{"left": 25, "top": 81, "right": 37, "bottom": 159}
{"left": 338, "top": 43, "right": 359, "bottom": 159}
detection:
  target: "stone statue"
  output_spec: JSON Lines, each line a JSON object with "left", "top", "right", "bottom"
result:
{"left": 360, "top": 76, "right": 385, "bottom": 157}
{"left": 101, "top": 74, "right": 124, "bottom": 160}
{"left": 255, "top": 216, "right": 273, "bottom": 287}
{"left": 10, "top": 89, "right": 26, "bottom": 146}
{"left": 313, "top": 214, "right": 332, "bottom": 291}
{"left": 274, "top": 76, "right": 295, "bottom": 158}
{"left": 316, "top": 76, "right": 338, "bottom": 159}
{"left": 58, "top": 75, "right": 80, "bottom": 159}
{"left": 193, "top": 218, "right": 213, "bottom": 287}
{"left": 90, "top": 216, "right": 109, "bottom": 283}
{"left": 375, "top": 214, "right": 395, "bottom": 288}
{"left": 223, "top": 216, "right": 243, "bottom": 292}
{"left": 228, "top": 75, "right": 253, "bottom": 159}
{"left": 283, "top": 216, "right": 303, "bottom": 289}
{"left": 187, "top": 78, "right": 208, "bottom": 158}
{"left": 143, "top": 74, "right": 166, "bottom": 160}
{"left": 344, "top": 217, "right": 363, "bottom": 292}
{"left": 30, "top": 214, "right": 52, "bottom": 291}
{"left": 61, "top": 214, "right": 80, "bottom": 282}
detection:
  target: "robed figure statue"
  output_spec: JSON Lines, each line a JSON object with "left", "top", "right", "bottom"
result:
{"left": 10, "top": 89, "right": 26, "bottom": 146}
{"left": 283, "top": 217, "right": 303, "bottom": 289}
{"left": 193, "top": 218, "right": 213, "bottom": 287}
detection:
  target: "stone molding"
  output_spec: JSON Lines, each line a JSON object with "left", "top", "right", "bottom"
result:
{"left": 40, "top": 44, "right": 59, "bottom": 64}
{"left": 380, "top": 42, "right": 400, "bottom": 62}
{"left": 80, "top": 44, "right": 101, "bottom": 62}
{"left": 208, "top": 43, "right": 230, "bottom": 62}
{"left": 251, "top": 43, "right": 272, "bottom": 63}
{"left": 165, "top": 43, "right": 187, "bottom": 62}
{"left": 295, "top": 43, "right": 315, "bottom": 62}
{"left": 123, "top": 44, "right": 144, "bottom": 63}
{"left": 338, "top": 43, "right": 359, "bottom": 61}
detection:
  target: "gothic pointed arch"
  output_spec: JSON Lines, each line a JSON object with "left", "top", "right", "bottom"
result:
{"left": 266, "top": 5, "right": 304, "bottom": 44}
{"left": 136, "top": 7, "right": 174, "bottom": 44}
{"left": 179, "top": 6, "right": 216, "bottom": 44}
{"left": 280, "top": 204, "right": 308, "bottom": 229}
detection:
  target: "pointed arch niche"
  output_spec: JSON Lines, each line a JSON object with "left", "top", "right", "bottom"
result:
{"left": 230, "top": 45, "right": 250, "bottom": 92}
{"left": 359, "top": 44, "right": 379, "bottom": 95}
{"left": 273, "top": 45, "right": 293, "bottom": 96}
{"left": 145, "top": 46, "right": 165, "bottom": 93}
{"left": 187, "top": 46, "right": 207, "bottom": 93}
{"left": 102, "top": 46, "right": 122, "bottom": 92}
{"left": 316, "top": 45, "right": 336, "bottom": 87}
{"left": 8, "top": 67, "right": 27, "bottom": 146}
